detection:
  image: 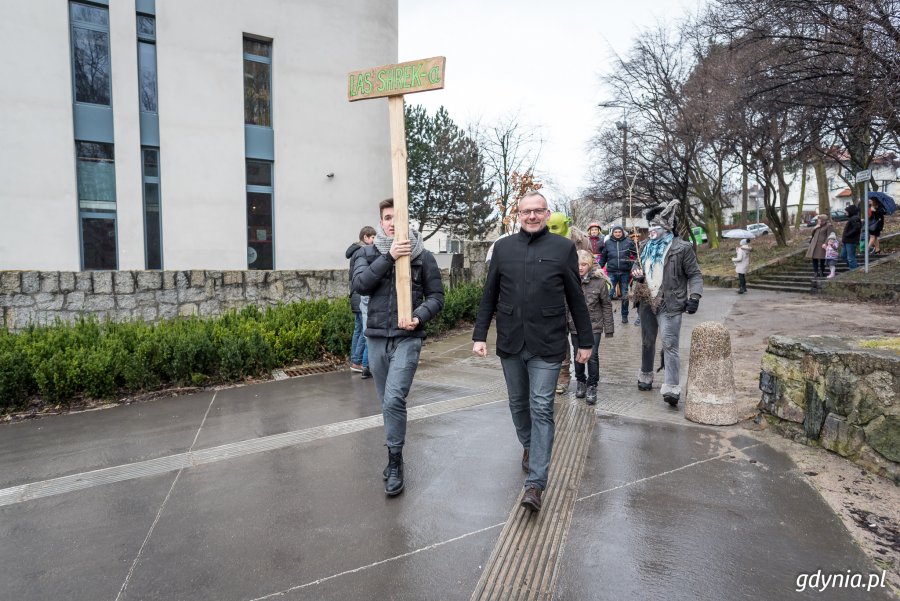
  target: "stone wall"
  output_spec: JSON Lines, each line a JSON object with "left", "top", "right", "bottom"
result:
{"left": 758, "top": 335, "right": 899, "bottom": 483}
{"left": 1, "top": 266, "right": 472, "bottom": 332}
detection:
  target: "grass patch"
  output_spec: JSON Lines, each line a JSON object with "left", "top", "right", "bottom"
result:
{"left": 858, "top": 338, "right": 900, "bottom": 353}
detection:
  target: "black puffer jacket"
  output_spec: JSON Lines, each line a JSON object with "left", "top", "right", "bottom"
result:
{"left": 352, "top": 245, "right": 444, "bottom": 339}
{"left": 600, "top": 230, "right": 636, "bottom": 273}
{"left": 841, "top": 205, "right": 862, "bottom": 245}
{"left": 345, "top": 243, "right": 364, "bottom": 313}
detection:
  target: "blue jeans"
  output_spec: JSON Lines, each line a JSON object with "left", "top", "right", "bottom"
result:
{"left": 368, "top": 336, "right": 423, "bottom": 451}
{"left": 571, "top": 332, "right": 601, "bottom": 386}
{"left": 500, "top": 349, "right": 561, "bottom": 490}
{"left": 840, "top": 243, "right": 858, "bottom": 270}
{"left": 609, "top": 272, "right": 630, "bottom": 318}
{"left": 350, "top": 312, "right": 364, "bottom": 364}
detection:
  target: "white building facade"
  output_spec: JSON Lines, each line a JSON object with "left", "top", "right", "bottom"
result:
{"left": 0, "top": 0, "right": 396, "bottom": 272}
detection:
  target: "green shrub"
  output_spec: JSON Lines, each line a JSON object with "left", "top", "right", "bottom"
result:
{"left": 0, "top": 282, "right": 483, "bottom": 411}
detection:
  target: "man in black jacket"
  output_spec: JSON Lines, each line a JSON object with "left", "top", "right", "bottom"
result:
{"left": 840, "top": 204, "right": 861, "bottom": 270}
{"left": 352, "top": 199, "right": 444, "bottom": 497}
{"left": 599, "top": 224, "right": 637, "bottom": 323}
{"left": 472, "top": 191, "right": 593, "bottom": 513}
{"left": 346, "top": 226, "right": 376, "bottom": 378}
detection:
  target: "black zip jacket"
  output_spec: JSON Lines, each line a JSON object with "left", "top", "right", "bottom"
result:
{"left": 345, "top": 242, "right": 364, "bottom": 313}
{"left": 473, "top": 227, "right": 593, "bottom": 362}
{"left": 599, "top": 236, "right": 637, "bottom": 273}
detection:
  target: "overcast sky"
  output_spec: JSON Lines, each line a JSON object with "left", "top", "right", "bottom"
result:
{"left": 399, "top": 0, "right": 701, "bottom": 202}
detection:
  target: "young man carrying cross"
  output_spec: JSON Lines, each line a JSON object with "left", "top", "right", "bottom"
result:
{"left": 352, "top": 198, "right": 444, "bottom": 496}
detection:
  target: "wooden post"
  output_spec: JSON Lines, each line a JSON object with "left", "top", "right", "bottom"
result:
{"left": 348, "top": 56, "right": 446, "bottom": 324}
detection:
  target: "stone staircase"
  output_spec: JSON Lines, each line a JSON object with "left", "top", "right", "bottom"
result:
{"left": 740, "top": 231, "right": 898, "bottom": 294}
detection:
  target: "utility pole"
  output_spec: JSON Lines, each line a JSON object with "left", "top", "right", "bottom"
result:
{"left": 616, "top": 117, "right": 628, "bottom": 231}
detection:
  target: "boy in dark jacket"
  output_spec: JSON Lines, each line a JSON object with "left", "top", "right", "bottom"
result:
{"left": 346, "top": 226, "right": 376, "bottom": 377}
{"left": 352, "top": 199, "right": 444, "bottom": 497}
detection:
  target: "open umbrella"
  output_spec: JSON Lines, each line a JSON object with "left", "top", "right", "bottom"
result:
{"left": 722, "top": 229, "right": 756, "bottom": 239}
{"left": 868, "top": 191, "right": 896, "bottom": 215}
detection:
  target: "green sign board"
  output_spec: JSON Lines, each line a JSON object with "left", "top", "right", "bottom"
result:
{"left": 348, "top": 56, "right": 446, "bottom": 101}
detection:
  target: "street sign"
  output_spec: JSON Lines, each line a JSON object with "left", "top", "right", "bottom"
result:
{"left": 348, "top": 56, "right": 446, "bottom": 323}
{"left": 348, "top": 56, "right": 445, "bottom": 102}
{"left": 855, "top": 169, "right": 871, "bottom": 183}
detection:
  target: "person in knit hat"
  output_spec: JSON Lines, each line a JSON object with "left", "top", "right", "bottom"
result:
{"left": 629, "top": 200, "right": 703, "bottom": 407}
{"left": 600, "top": 224, "right": 637, "bottom": 323}
{"left": 823, "top": 231, "right": 840, "bottom": 278}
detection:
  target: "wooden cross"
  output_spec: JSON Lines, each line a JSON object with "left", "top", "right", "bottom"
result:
{"left": 348, "top": 56, "right": 446, "bottom": 323}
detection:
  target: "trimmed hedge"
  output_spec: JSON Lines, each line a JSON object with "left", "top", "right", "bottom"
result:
{"left": 0, "top": 284, "right": 483, "bottom": 411}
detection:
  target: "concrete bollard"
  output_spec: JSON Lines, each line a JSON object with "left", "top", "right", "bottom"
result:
{"left": 684, "top": 321, "right": 740, "bottom": 425}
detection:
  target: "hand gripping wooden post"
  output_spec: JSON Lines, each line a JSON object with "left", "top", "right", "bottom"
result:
{"left": 348, "top": 56, "right": 446, "bottom": 324}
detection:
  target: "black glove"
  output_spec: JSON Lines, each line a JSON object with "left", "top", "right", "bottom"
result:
{"left": 686, "top": 295, "right": 700, "bottom": 314}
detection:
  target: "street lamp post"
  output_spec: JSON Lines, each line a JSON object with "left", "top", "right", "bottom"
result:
{"left": 616, "top": 119, "right": 628, "bottom": 231}
{"left": 598, "top": 102, "right": 630, "bottom": 231}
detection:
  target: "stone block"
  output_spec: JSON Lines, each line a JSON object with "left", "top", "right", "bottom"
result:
{"left": 1, "top": 272, "right": 21, "bottom": 293}
{"left": 221, "top": 286, "right": 246, "bottom": 301}
{"left": 35, "top": 292, "right": 64, "bottom": 311}
{"left": 114, "top": 272, "right": 135, "bottom": 294}
{"left": 75, "top": 272, "right": 92, "bottom": 291}
{"left": 93, "top": 271, "right": 113, "bottom": 294}
{"left": 178, "top": 286, "right": 209, "bottom": 303}
{"left": 158, "top": 303, "right": 177, "bottom": 320}
{"left": 178, "top": 303, "right": 198, "bottom": 317}
{"left": 135, "top": 291, "right": 156, "bottom": 305}
{"left": 819, "top": 413, "right": 865, "bottom": 458}
{"left": 199, "top": 299, "right": 221, "bottom": 316}
{"left": 59, "top": 272, "right": 76, "bottom": 293}
{"left": 865, "top": 415, "right": 900, "bottom": 463}
{"left": 22, "top": 271, "right": 40, "bottom": 293}
{"left": 84, "top": 294, "right": 115, "bottom": 311}
{"left": 155, "top": 290, "right": 177, "bottom": 304}
{"left": 11, "top": 294, "right": 36, "bottom": 307}
{"left": 223, "top": 271, "right": 242, "bottom": 285}
{"left": 162, "top": 271, "right": 177, "bottom": 290}
{"left": 117, "top": 295, "right": 137, "bottom": 310}
{"left": 13, "top": 308, "right": 36, "bottom": 330}
{"left": 684, "top": 322, "right": 739, "bottom": 426}
{"left": 176, "top": 271, "right": 190, "bottom": 289}
{"left": 137, "top": 271, "right": 162, "bottom": 291}
{"left": 189, "top": 270, "right": 206, "bottom": 287}
{"left": 245, "top": 271, "right": 266, "bottom": 285}
{"left": 40, "top": 272, "right": 60, "bottom": 293}
{"left": 139, "top": 306, "right": 158, "bottom": 322}
{"left": 65, "top": 292, "right": 86, "bottom": 311}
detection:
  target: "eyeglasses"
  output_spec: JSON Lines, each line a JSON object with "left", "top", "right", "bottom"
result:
{"left": 518, "top": 209, "right": 548, "bottom": 217}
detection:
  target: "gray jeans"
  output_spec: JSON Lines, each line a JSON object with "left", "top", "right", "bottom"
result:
{"left": 638, "top": 304, "right": 683, "bottom": 396}
{"left": 368, "top": 336, "right": 423, "bottom": 451}
{"left": 500, "top": 349, "right": 561, "bottom": 490}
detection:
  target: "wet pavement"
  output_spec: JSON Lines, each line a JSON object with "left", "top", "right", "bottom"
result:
{"left": 0, "top": 288, "right": 895, "bottom": 601}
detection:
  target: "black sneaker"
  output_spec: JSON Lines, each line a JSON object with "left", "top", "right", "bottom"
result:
{"left": 575, "top": 381, "right": 587, "bottom": 398}
{"left": 663, "top": 392, "right": 680, "bottom": 407}
{"left": 385, "top": 450, "right": 404, "bottom": 496}
{"left": 638, "top": 382, "right": 652, "bottom": 391}
{"left": 622, "top": 315, "right": 628, "bottom": 324}
{"left": 586, "top": 386, "right": 597, "bottom": 405}
{"left": 361, "top": 367, "right": 372, "bottom": 379}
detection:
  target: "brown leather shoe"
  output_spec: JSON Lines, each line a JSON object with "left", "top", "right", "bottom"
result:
{"left": 521, "top": 486, "right": 542, "bottom": 512}
{"left": 521, "top": 448, "right": 529, "bottom": 473}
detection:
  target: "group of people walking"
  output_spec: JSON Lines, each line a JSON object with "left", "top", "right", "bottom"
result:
{"left": 348, "top": 194, "right": 703, "bottom": 514}
{"left": 805, "top": 196, "right": 886, "bottom": 278}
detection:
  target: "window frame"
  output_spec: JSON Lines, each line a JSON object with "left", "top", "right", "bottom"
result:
{"left": 141, "top": 147, "right": 163, "bottom": 270}
{"left": 243, "top": 36, "right": 273, "bottom": 128}
{"left": 69, "top": 1, "right": 113, "bottom": 107}
{"left": 246, "top": 159, "right": 275, "bottom": 270}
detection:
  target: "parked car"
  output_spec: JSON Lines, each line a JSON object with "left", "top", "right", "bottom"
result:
{"left": 805, "top": 217, "right": 819, "bottom": 227}
{"left": 690, "top": 226, "right": 708, "bottom": 244}
{"left": 831, "top": 209, "right": 848, "bottom": 222}
{"left": 747, "top": 223, "right": 771, "bottom": 236}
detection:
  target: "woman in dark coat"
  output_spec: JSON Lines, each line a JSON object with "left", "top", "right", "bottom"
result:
{"left": 867, "top": 198, "right": 886, "bottom": 254}
{"left": 805, "top": 214, "right": 835, "bottom": 278}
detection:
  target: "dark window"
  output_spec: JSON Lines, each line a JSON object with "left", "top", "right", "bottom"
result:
{"left": 246, "top": 160, "right": 272, "bottom": 186}
{"left": 70, "top": 3, "right": 111, "bottom": 105}
{"left": 136, "top": 15, "right": 155, "bottom": 38}
{"left": 243, "top": 37, "right": 272, "bottom": 127}
{"left": 246, "top": 159, "right": 274, "bottom": 269}
{"left": 142, "top": 148, "right": 162, "bottom": 269}
{"left": 81, "top": 217, "right": 117, "bottom": 270}
{"left": 76, "top": 141, "right": 117, "bottom": 269}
